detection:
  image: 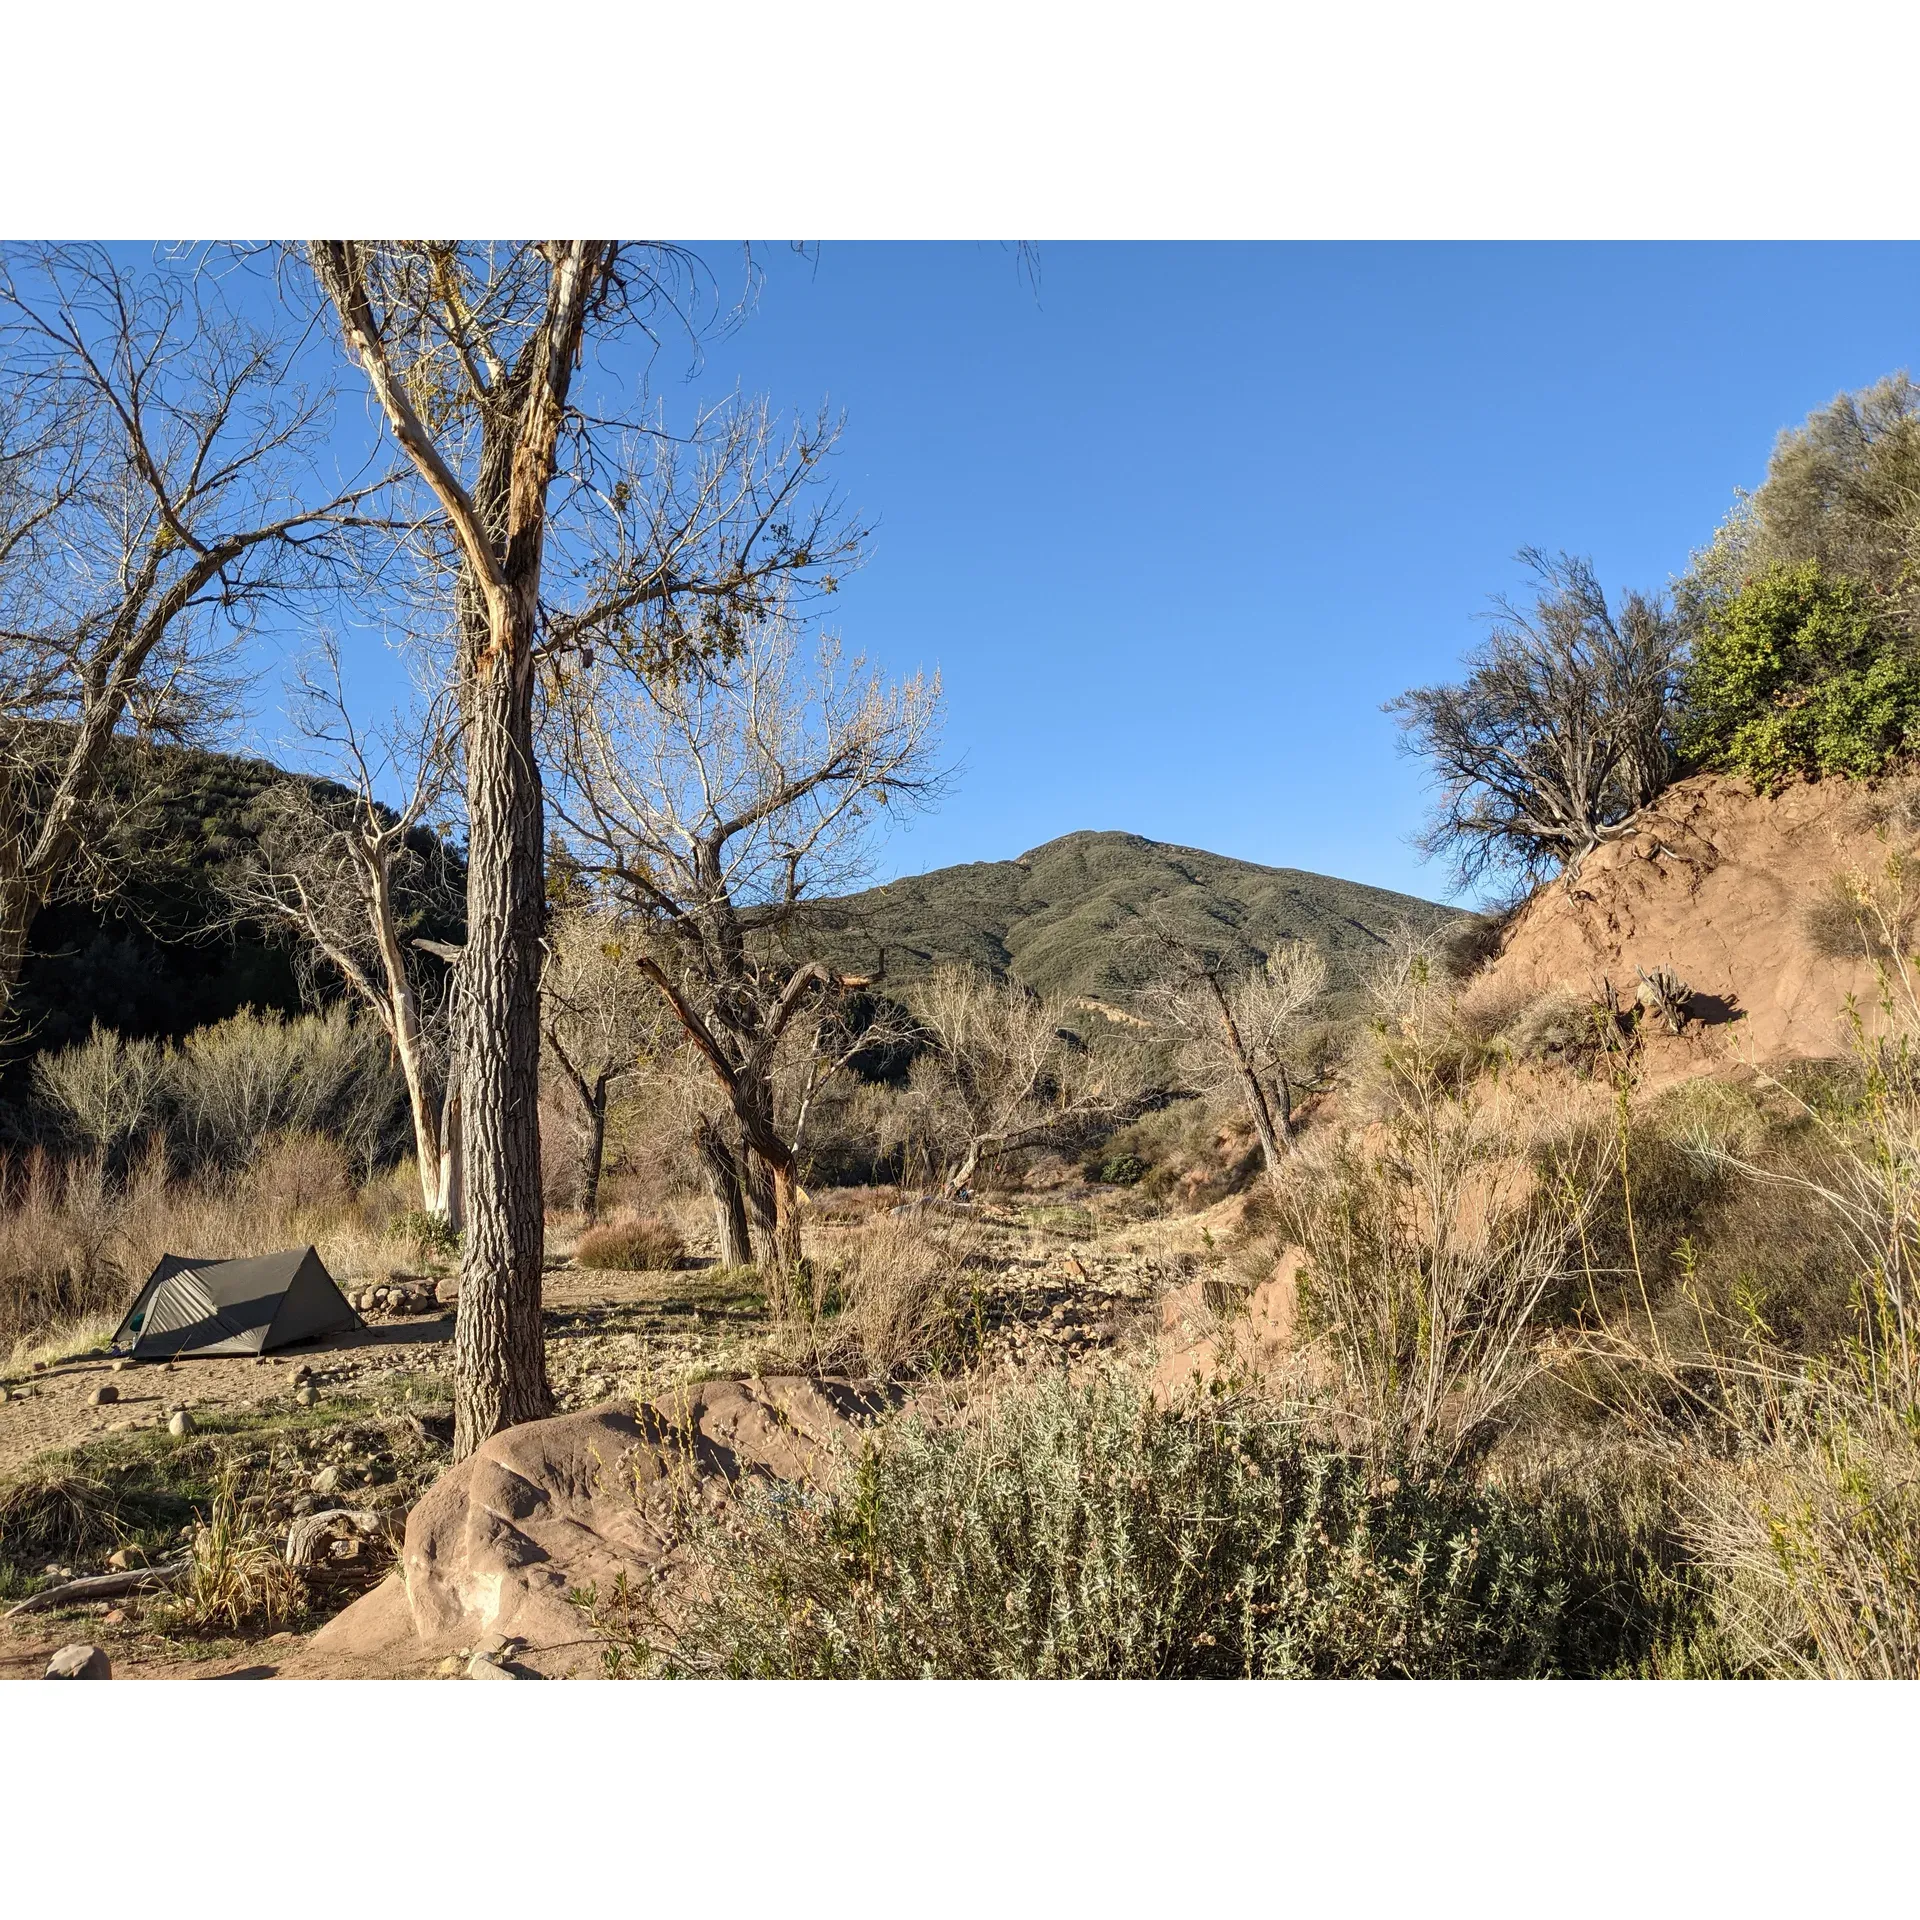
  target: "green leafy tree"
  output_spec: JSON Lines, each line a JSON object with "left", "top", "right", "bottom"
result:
{"left": 1679, "top": 562, "right": 1920, "bottom": 789}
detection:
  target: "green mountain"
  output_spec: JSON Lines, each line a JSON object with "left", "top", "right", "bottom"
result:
{"left": 809, "top": 830, "right": 1467, "bottom": 1006}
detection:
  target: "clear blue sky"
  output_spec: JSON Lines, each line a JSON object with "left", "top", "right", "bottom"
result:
{"left": 248, "top": 242, "right": 1920, "bottom": 906}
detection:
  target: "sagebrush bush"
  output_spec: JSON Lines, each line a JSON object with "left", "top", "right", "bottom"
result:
{"left": 588, "top": 1367, "right": 1617, "bottom": 1679}
{"left": 575, "top": 1214, "right": 686, "bottom": 1271}
{"left": 30, "top": 1005, "right": 407, "bottom": 1177}
{"left": 1679, "top": 561, "right": 1920, "bottom": 789}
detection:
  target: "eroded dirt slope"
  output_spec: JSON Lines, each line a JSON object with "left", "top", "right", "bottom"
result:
{"left": 1483, "top": 772, "right": 1911, "bottom": 1064}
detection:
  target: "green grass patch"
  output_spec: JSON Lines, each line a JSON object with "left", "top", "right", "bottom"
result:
{"left": 1016, "top": 1204, "right": 1096, "bottom": 1239}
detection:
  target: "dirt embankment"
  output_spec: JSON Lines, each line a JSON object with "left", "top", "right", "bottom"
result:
{"left": 1479, "top": 772, "right": 1914, "bottom": 1068}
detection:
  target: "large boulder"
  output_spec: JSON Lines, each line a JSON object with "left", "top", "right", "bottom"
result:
{"left": 312, "top": 1377, "right": 881, "bottom": 1676}
{"left": 45, "top": 1644, "right": 111, "bottom": 1679}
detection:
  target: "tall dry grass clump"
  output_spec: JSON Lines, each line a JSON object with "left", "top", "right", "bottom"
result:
{"left": 1280, "top": 930, "right": 1608, "bottom": 1465}
{"left": 160, "top": 1464, "right": 307, "bottom": 1633}
{"left": 1573, "top": 869, "right": 1920, "bottom": 1676}
{"left": 573, "top": 1214, "right": 687, "bottom": 1272}
{"left": 767, "top": 1210, "right": 983, "bottom": 1380}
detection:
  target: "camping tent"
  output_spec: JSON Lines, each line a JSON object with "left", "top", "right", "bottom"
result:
{"left": 112, "top": 1247, "right": 361, "bottom": 1359}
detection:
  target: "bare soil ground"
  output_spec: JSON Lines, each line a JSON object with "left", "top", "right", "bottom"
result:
{"left": 1482, "top": 769, "right": 1902, "bottom": 1070}
{"left": 1, "top": 1191, "right": 1238, "bottom": 1679}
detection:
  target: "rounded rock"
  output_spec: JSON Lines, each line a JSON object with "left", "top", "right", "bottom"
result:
{"left": 167, "top": 1410, "right": 195, "bottom": 1437}
{"left": 45, "top": 1644, "right": 111, "bottom": 1680}
{"left": 88, "top": 1384, "right": 118, "bottom": 1406}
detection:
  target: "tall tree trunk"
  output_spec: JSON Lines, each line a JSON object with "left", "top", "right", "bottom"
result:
{"left": 1202, "top": 972, "right": 1283, "bottom": 1188}
{"left": 742, "top": 1146, "right": 779, "bottom": 1267}
{"left": 1237, "top": 1061, "right": 1284, "bottom": 1188}
{"left": 576, "top": 1089, "right": 607, "bottom": 1223}
{"left": 945, "top": 1139, "right": 983, "bottom": 1199}
{"left": 695, "top": 1114, "right": 752, "bottom": 1268}
{"left": 769, "top": 1158, "right": 804, "bottom": 1272}
{"left": 450, "top": 617, "right": 551, "bottom": 1457}
{"left": 368, "top": 864, "right": 445, "bottom": 1215}
{"left": 439, "top": 1065, "right": 465, "bottom": 1235}
{"left": 1273, "top": 1062, "right": 1295, "bottom": 1144}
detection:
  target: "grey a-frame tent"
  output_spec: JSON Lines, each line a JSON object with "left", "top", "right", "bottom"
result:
{"left": 112, "top": 1247, "right": 361, "bottom": 1359}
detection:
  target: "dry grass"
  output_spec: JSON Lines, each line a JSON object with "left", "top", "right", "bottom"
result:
{"left": 1801, "top": 860, "right": 1919, "bottom": 963}
{"left": 764, "top": 1212, "right": 984, "bottom": 1380}
{"left": 159, "top": 1463, "right": 307, "bottom": 1633}
{"left": 0, "top": 1132, "right": 432, "bottom": 1354}
{"left": 1282, "top": 937, "right": 1609, "bottom": 1465}
{"left": 1553, "top": 945, "right": 1920, "bottom": 1676}
{"left": 5, "top": 1311, "right": 120, "bottom": 1374}
{"left": 574, "top": 1214, "right": 688, "bottom": 1272}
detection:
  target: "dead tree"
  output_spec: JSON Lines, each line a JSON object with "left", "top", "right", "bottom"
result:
{"left": 550, "top": 604, "right": 941, "bottom": 1272}
{"left": 227, "top": 637, "right": 465, "bottom": 1221}
{"left": 539, "top": 906, "right": 667, "bottom": 1221}
{"left": 0, "top": 244, "right": 373, "bottom": 1036}
{"left": 1138, "top": 927, "right": 1327, "bottom": 1188}
{"left": 908, "top": 964, "right": 1149, "bottom": 1196}
{"left": 1388, "top": 550, "right": 1681, "bottom": 893}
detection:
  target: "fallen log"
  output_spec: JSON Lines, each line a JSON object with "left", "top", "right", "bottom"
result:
{"left": 4, "top": 1559, "right": 190, "bottom": 1617}
{"left": 285, "top": 1508, "right": 381, "bottom": 1568}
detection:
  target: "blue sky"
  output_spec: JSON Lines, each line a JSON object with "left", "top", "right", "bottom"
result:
{"left": 252, "top": 242, "right": 1920, "bottom": 906}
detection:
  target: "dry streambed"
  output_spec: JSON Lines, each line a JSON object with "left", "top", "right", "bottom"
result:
{"left": 1, "top": 1201, "right": 1232, "bottom": 1678}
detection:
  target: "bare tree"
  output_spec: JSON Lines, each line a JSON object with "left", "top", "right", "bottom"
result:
{"left": 551, "top": 603, "right": 943, "bottom": 1271}
{"left": 1388, "top": 550, "right": 1680, "bottom": 893}
{"left": 1139, "top": 931, "right": 1326, "bottom": 1188}
{"left": 32, "top": 1021, "right": 168, "bottom": 1161}
{"left": 302, "top": 241, "right": 860, "bottom": 1453}
{"left": 908, "top": 964, "right": 1148, "bottom": 1196}
{"left": 539, "top": 905, "right": 668, "bottom": 1221}
{"left": 227, "top": 636, "right": 465, "bottom": 1220}
{"left": 0, "top": 244, "right": 374, "bottom": 1035}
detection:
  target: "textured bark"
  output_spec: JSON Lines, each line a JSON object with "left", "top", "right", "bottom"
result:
{"left": 575, "top": 1091, "right": 608, "bottom": 1222}
{"left": 742, "top": 1147, "right": 778, "bottom": 1266}
{"left": 695, "top": 1113, "right": 753, "bottom": 1268}
{"left": 451, "top": 616, "right": 552, "bottom": 1455}
{"left": 768, "top": 1159, "right": 804, "bottom": 1272}
{"left": 309, "top": 239, "right": 610, "bottom": 1461}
